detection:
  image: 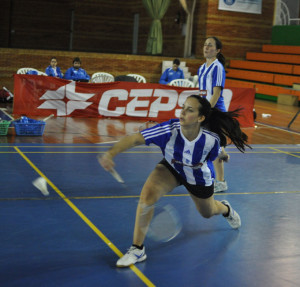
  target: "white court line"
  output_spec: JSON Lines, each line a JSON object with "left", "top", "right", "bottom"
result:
{"left": 255, "top": 122, "right": 300, "bottom": 135}
{"left": 96, "top": 141, "right": 118, "bottom": 144}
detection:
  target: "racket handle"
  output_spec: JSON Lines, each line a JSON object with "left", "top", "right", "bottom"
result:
{"left": 109, "top": 168, "right": 125, "bottom": 183}
{"left": 43, "top": 114, "right": 54, "bottom": 122}
{"left": 0, "top": 108, "right": 14, "bottom": 120}
{"left": 3, "top": 87, "right": 14, "bottom": 99}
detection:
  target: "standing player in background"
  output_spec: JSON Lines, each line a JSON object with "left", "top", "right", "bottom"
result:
{"left": 198, "top": 36, "right": 229, "bottom": 193}
{"left": 159, "top": 58, "right": 185, "bottom": 84}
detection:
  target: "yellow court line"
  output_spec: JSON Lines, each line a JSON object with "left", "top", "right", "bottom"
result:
{"left": 64, "top": 190, "right": 300, "bottom": 198}
{"left": 268, "top": 147, "right": 300, "bottom": 159}
{"left": 2, "top": 189, "right": 300, "bottom": 202}
{"left": 71, "top": 190, "right": 300, "bottom": 198}
{"left": 13, "top": 146, "right": 156, "bottom": 287}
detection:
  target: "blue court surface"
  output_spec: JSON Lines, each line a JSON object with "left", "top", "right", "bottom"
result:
{"left": 1, "top": 144, "right": 300, "bottom": 287}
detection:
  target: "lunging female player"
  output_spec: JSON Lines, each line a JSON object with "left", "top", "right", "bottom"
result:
{"left": 99, "top": 95, "right": 250, "bottom": 267}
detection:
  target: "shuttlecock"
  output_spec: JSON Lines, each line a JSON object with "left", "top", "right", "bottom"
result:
{"left": 262, "top": 113, "right": 271, "bottom": 118}
{"left": 32, "top": 177, "right": 49, "bottom": 196}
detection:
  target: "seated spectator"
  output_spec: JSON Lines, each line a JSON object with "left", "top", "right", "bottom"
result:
{"left": 159, "top": 58, "right": 184, "bottom": 84}
{"left": 64, "top": 57, "right": 90, "bottom": 82}
{"left": 45, "top": 57, "right": 63, "bottom": 78}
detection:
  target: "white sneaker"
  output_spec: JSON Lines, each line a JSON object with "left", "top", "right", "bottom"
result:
{"left": 221, "top": 200, "right": 241, "bottom": 229}
{"left": 214, "top": 180, "right": 228, "bottom": 193}
{"left": 116, "top": 245, "right": 147, "bottom": 267}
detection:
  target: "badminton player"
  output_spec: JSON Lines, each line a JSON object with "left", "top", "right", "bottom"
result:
{"left": 99, "top": 95, "right": 250, "bottom": 267}
{"left": 198, "top": 36, "right": 228, "bottom": 193}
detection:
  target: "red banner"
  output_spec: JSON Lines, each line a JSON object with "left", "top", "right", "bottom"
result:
{"left": 13, "top": 75, "right": 255, "bottom": 127}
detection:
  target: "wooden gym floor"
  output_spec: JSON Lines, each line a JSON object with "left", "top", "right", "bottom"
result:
{"left": 0, "top": 98, "right": 299, "bottom": 287}
{"left": 0, "top": 99, "right": 299, "bottom": 144}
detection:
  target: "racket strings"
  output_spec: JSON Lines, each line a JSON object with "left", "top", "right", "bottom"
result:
{"left": 141, "top": 203, "right": 183, "bottom": 242}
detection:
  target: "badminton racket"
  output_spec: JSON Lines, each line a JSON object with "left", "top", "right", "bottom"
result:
{"left": 97, "top": 154, "right": 125, "bottom": 184}
{"left": 109, "top": 167, "right": 125, "bottom": 183}
{"left": 3, "top": 87, "right": 14, "bottom": 100}
{"left": 0, "top": 108, "right": 15, "bottom": 121}
{"left": 108, "top": 168, "right": 182, "bottom": 242}
{"left": 145, "top": 204, "right": 182, "bottom": 242}
{"left": 98, "top": 154, "right": 182, "bottom": 242}
{"left": 42, "top": 114, "right": 54, "bottom": 122}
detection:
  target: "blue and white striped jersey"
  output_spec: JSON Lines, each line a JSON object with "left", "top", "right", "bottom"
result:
{"left": 198, "top": 59, "right": 226, "bottom": 111}
{"left": 140, "top": 119, "right": 220, "bottom": 186}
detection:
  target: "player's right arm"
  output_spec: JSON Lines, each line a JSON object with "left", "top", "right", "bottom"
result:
{"left": 98, "top": 133, "right": 145, "bottom": 171}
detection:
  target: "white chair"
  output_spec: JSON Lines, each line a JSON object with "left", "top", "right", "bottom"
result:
{"left": 17, "top": 68, "right": 39, "bottom": 74}
{"left": 37, "top": 71, "right": 47, "bottom": 76}
{"left": 127, "top": 74, "right": 146, "bottom": 83}
{"left": 276, "top": 0, "right": 300, "bottom": 25}
{"left": 91, "top": 72, "right": 114, "bottom": 83}
{"left": 169, "top": 79, "right": 194, "bottom": 88}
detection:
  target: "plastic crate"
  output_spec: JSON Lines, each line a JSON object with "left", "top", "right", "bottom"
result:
{"left": 13, "top": 117, "right": 46, "bottom": 136}
{"left": 0, "top": 120, "right": 11, "bottom": 136}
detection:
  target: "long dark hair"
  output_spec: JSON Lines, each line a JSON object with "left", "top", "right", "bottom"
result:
{"left": 189, "top": 95, "right": 251, "bottom": 152}
{"left": 208, "top": 36, "right": 225, "bottom": 67}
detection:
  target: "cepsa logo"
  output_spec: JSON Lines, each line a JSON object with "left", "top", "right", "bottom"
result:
{"left": 37, "top": 82, "right": 232, "bottom": 118}
{"left": 99, "top": 89, "right": 200, "bottom": 118}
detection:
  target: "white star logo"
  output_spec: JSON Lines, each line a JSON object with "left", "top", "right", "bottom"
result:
{"left": 37, "top": 81, "right": 95, "bottom": 116}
